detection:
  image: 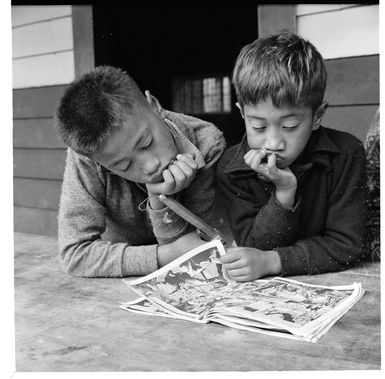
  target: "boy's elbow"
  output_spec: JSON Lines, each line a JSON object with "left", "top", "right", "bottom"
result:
{"left": 338, "top": 236, "right": 366, "bottom": 267}
{"left": 58, "top": 244, "right": 91, "bottom": 278}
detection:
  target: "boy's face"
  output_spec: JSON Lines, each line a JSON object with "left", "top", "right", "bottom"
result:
{"left": 239, "top": 97, "right": 325, "bottom": 168}
{"left": 90, "top": 95, "right": 177, "bottom": 184}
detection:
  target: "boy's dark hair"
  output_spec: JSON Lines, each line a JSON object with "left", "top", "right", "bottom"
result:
{"left": 232, "top": 32, "right": 327, "bottom": 111}
{"left": 55, "top": 65, "right": 146, "bottom": 154}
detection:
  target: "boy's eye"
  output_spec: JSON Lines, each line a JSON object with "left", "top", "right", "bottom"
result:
{"left": 282, "top": 124, "right": 299, "bottom": 131}
{"left": 251, "top": 125, "right": 267, "bottom": 133}
{"left": 116, "top": 161, "right": 131, "bottom": 172}
{"left": 254, "top": 128, "right": 266, "bottom": 134}
{"left": 282, "top": 118, "right": 301, "bottom": 130}
{"left": 283, "top": 123, "right": 299, "bottom": 128}
{"left": 141, "top": 133, "right": 153, "bottom": 149}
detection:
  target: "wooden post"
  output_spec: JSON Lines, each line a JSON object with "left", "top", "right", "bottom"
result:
{"left": 258, "top": 5, "right": 296, "bottom": 37}
{"left": 72, "top": 5, "right": 95, "bottom": 77}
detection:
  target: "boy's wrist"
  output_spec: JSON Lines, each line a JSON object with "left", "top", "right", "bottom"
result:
{"left": 147, "top": 194, "right": 167, "bottom": 210}
{"left": 264, "top": 250, "right": 282, "bottom": 276}
{"left": 275, "top": 187, "right": 297, "bottom": 209}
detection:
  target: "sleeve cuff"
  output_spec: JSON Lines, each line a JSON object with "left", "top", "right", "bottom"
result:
{"left": 276, "top": 243, "right": 310, "bottom": 277}
{"left": 121, "top": 244, "right": 159, "bottom": 276}
{"left": 270, "top": 191, "right": 301, "bottom": 213}
{"left": 146, "top": 202, "right": 188, "bottom": 240}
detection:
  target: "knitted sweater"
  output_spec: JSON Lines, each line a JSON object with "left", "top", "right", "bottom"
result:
{"left": 217, "top": 126, "right": 367, "bottom": 277}
{"left": 58, "top": 111, "right": 226, "bottom": 277}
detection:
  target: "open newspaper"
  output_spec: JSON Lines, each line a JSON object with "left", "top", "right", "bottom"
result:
{"left": 120, "top": 240, "right": 364, "bottom": 343}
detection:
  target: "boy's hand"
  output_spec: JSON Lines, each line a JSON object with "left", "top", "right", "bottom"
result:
{"left": 157, "top": 230, "right": 206, "bottom": 267}
{"left": 220, "top": 247, "right": 282, "bottom": 282}
{"left": 146, "top": 154, "right": 198, "bottom": 210}
{"left": 244, "top": 150, "right": 297, "bottom": 208}
{"left": 146, "top": 153, "right": 198, "bottom": 195}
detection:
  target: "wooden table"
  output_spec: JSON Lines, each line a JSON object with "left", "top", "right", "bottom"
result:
{"left": 14, "top": 232, "right": 381, "bottom": 371}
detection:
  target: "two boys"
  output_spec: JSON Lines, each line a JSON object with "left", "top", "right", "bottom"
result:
{"left": 55, "top": 33, "right": 367, "bottom": 279}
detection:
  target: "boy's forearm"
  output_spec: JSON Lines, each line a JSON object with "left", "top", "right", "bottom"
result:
{"left": 58, "top": 238, "right": 158, "bottom": 277}
{"left": 157, "top": 231, "right": 206, "bottom": 267}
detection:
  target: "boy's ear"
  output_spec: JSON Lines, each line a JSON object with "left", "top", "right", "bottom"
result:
{"left": 145, "top": 90, "right": 166, "bottom": 118}
{"left": 312, "top": 102, "right": 328, "bottom": 130}
{"left": 236, "top": 102, "right": 245, "bottom": 119}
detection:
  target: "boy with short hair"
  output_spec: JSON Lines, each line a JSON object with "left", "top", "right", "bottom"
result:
{"left": 55, "top": 65, "right": 226, "bottom": 277}
{"left": 217, "top": 32, "right": 367, "bottom": 281}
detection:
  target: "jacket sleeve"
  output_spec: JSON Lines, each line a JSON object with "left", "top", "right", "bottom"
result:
{"left": 58, "top": 149, "right": 158, "bottom": 278}
{"left": 277, "top": 142, "right": 368, "bottom": 276}
{"left": 218, "top": 171, "right": 302, "bottom": 250}
{"left": 147, "top": 132, "right": 226, "bottom": 244}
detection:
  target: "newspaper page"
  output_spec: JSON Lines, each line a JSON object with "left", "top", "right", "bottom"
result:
{"left": 122, "top": 240, "right": 364, "bottom": 342}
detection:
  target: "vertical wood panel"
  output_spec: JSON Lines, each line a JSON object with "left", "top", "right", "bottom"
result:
{"left": 12, "top": 5, "right": 71, "bottom": 27}
{"left": 297, "top": 5, "right": 379, "bottom": 59}
{"left": 72, "top": 5, "right": 95, "bottom": 77}
{"left": 258, "top": 5, "right": 296, "bottom": 37}
{"left": 13, "top": 17, "right": 73, "bottom": 58}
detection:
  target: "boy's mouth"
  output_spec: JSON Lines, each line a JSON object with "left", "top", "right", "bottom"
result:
{"left": 149, "top": 156, "right": 177, "bottom": 182}
{"left": 257, "top": 149, "right": 284, "bottom": 164}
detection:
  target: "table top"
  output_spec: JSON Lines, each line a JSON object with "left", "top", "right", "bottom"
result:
{"left": 14, "top": 232, "right": 381, "bottom": 371}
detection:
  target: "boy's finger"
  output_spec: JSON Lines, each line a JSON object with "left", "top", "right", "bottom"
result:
{"left": 249, "top": 153, "right": 266, "bottom": 171}
{"left": 168, "top": 164, "right": 186, "bottom": 182}
{"left": 245, "top": 150, "right": 264, "bottom": 168}
{"left": 220, "top": 250, "right": 242, "bottom": 264}
{"left": 222, "top": 260, "right": 244, "bottom": 271}
{"left": 243, "top": 150, "right": 254, "bottom": 162}
{"left": 173, "top": 160, "right": 194, "bottom": 177}
{"left": 231, "top": 274, "right": 250, "bottom": 282}
{"left": 244, "top": 149, "right": 258, "bottom": 165}
{"left": 267, "top": 153, "right": 278, "bottom": 177}
{"left": 176, "top": 154, "right": 198, "bottom": 169}
{"left": 162, "top": 169, "right": 176, "bottom": 187}
{"left": 226, "top": 267, "right": 246, "bottom": 277}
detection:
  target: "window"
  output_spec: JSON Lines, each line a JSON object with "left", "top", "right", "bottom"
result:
{"left": 172, "top": 75, "right": 231, "bottom": 115}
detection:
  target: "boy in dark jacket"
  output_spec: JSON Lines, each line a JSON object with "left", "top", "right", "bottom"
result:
{"left": 55, "top": 66, "right": 226, "bottom": 277}
{"left": 217, "top": 33, "right": 367, "bottom": 281}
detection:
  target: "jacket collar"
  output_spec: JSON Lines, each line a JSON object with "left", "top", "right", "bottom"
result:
{"left": 224, "top": 126, "right": 340, "bottom": 177}
{"left": 164, "top": 116, "right": 206, "bottom": 170}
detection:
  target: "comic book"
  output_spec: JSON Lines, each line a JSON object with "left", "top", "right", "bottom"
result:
{"left": 120, "top": 240, "right": 364, "bottom": 343}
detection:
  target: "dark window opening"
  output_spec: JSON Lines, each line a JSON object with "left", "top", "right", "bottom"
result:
{"left": 93, "top": 3, "right": 258, "bottom": 146}
{"left": 172, "top": 76, "right": 231, "bottom": 115}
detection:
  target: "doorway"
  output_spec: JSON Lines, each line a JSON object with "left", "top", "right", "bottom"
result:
{"left": 93, "top": 2, "right": 259, "bottom": 146}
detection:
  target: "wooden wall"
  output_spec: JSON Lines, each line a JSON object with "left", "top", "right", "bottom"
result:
{"left": 297, "top": 4, "right": 379, "bottom": 141}
{"left": 258, "top": 4, "right": 379, "bottom": 142}
{"left": 13, "top": 6, "right": 94, "bottom": 236}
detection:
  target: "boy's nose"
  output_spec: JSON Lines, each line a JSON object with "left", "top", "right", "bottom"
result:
{"left": 264, "top": 130, "right": 285, "bottom": 151}
{"left": 142, "top": 156, "right": 160, "bottom": 175}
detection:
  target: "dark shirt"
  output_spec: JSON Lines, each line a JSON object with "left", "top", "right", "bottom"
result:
{"left": 217, "top": 126, "right": 368, "bottom": 276}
